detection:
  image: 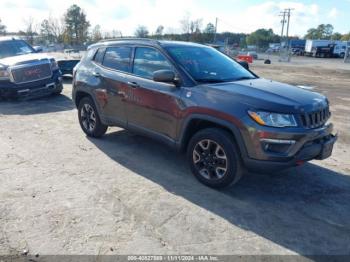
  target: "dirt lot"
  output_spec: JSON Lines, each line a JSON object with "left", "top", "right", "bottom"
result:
{"left": 0, "top": 57, "right": 350, "bottom": 256}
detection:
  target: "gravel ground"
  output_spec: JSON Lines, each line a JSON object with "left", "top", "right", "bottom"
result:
{"left": 0, "top": 58, "right": 350, "bottom": 257}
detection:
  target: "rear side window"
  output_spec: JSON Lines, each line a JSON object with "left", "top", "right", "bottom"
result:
{"left": 102, "top": 47, "right": 131, "bottom": 73}
{"left": 93, "top": 48, "right": 105, "bottom": 64}
{"left": 133, "top": 47, "right": 173, "bottom": 79}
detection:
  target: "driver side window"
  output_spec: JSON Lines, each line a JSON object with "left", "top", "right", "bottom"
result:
{"left": 133, "top": 47, "right": 173, "bottom": 79}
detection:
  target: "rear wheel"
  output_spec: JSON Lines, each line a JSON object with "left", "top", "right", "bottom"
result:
{"left": 78, "top": 97, "right": 107, "bottom": 138}
{"left": 187, "top": 128, "right": 243, "bottom": 189}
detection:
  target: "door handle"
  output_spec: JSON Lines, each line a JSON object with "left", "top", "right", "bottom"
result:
{"left": 92, "top": 72, "right": 101, "bottom": 77}
{"left": 127, "top": 81, "right": 139, "bottom": 88}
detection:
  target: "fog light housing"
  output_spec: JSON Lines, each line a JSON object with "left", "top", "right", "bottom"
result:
{"left": 260, "top": 139, "right": 296, "bottom": 154}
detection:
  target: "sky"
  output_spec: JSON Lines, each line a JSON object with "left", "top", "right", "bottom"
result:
{"left": 0, "top": 0, "right": 349, "bottom": 37}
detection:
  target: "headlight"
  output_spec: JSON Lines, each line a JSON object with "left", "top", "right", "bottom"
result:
{"left": 50, "top": 59, "right": 59, "bottom": 71}
{"left": 248, "top": 110, "right": 297, "bottom": 128}
{"left": 0, "top": 68, "right": 10, "bottom": 80}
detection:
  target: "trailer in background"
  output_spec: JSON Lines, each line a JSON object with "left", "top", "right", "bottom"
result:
{"left": 344, "top": 42, "right": 350, "bottom": 63}
{"left": 305, "top": 40, "right": 347, "bottom": 58}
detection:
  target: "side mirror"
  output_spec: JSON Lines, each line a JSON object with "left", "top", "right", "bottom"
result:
{"left": 153, "top": 70, "right": 176, "bottom": 84}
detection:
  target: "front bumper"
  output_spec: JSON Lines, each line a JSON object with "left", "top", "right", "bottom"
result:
{"left": 240, "top": 119, "right": 337, "bottom": 172}
{"left": 0, "top": 70, "right": 63, "bottom": 99}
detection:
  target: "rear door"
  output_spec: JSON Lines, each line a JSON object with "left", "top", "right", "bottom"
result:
{"left": 125, "top": 46, "right": 183, "bottom": 141}
{"left": 97, "top": 46, "right": 132, "bottom": 126}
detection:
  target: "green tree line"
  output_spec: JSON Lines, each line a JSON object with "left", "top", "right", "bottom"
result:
{"left": 304, "top": 24, "right": 350, "bottom": 41}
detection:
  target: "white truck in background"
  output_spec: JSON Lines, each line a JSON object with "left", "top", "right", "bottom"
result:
{"left": 345, "top": 42, "right": 350, "bottom": 63}
{"left": 305, "top": 40, "right": 347, "bottom": 58}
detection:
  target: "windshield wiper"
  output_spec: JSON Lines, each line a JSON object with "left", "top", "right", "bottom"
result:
{"left": 196, "top": 77, "right": 256, "bottom": 83}
{"left": 195, "top": 79, "right": 230, "bottom": 83}
{"left": 232, "top": 76, "right": 256, "bottom": 81}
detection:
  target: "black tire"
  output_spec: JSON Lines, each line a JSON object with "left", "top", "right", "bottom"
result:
{"left": 52, "top": 88, "right": 62, "bottom": 96}
{"left": 78, "top": 97, "right": 108, "bottom": 138}
{"left": 52, "top": 84, "right": 63, "bottom": 96}
{"left": 187, "top": 128, "right": 243, "bottom": 189}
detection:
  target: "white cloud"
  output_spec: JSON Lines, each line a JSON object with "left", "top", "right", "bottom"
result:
{"left": 328, "top": 7, "right": 338, "bottom": 18}
{"left": 0, "top": 0, "right": 326, "bottom": 37}
{"left": 214, "top": 1, "right": 321, "bottom": 37}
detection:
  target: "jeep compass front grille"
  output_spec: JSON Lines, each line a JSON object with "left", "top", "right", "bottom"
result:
{"left": 11, "top": 62, "right": 52, "bottom": 84}
{"left": 300, "top": 107, "right": 330, "bottom": 129}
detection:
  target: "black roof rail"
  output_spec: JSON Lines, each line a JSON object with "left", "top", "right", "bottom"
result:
{"left": 98, "top": 38, "right": 160, "bottom": 44}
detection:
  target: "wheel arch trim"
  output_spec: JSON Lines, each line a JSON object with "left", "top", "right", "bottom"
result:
{"left": 177, "top": 113, "right": 249, "bottom": 159}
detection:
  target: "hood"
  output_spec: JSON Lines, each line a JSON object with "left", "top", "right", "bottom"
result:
{"left": 0, "top": 53, "right": 54, "bottom": 68}
{"left": 201, "top": 78, "right": 328, "bottom": 113}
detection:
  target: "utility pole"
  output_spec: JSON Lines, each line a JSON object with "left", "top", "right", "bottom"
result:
{"left": 279, "top": 11, "right": 286, "bottom": 40}
{"left": 278, "top": 9, "right": 293, "bottom": 62}
{"left": 278, "top": 10, "right": 288, "bottom": 62}
{"left": 214, "top": 17, "right": 218, "bottom": 43}
{"left": 286, "top": 9, "right": 291, "bottom": 40}
{"left": 279, "top": 11, "right": 287, "bottom": 45}
{"left": 285, "top": 8, "right": 294, "bottom": 48}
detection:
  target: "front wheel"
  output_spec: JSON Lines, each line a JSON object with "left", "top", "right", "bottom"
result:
{"left": 78, "top": 97, "right": 108, "bottom": 138}
{"left": 52, "top": 84, "right": 63, "bottom": 96}
{"left": 187, "top": 128, "right": 243, "bottom": 189}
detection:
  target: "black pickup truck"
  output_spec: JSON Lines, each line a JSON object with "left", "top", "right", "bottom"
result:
{"left": 0, "top": 37, "right": 63, "bottom": 99}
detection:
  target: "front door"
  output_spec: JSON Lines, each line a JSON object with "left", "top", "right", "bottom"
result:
{"left": 126, "top": 47, "right": 183, "bottom": 141}
{"left": 98, "top": 46, "right": 132, "bottom": 126}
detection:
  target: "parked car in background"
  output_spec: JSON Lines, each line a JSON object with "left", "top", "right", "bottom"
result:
{"left": 208, "top": 44, "right": 249, "bottom": 70}
{"left": 291, "top": 47, "right": 304, "bottom": 56}
{"left": 268, "top": 43, "right": 281, "bottom": 53}
{"left": 64, "top": 49, "right": 80, "bottom": 55}
{"left": 290, "top": 39, "right": 306, "bottom": 55}
{"left": 32, "top": 45, "right": 44, "bottom": 53}
{"left": 73, "top": 39, "right": 337, "bottom": 188}
{"left": 0, "top": 37, "right": 63, "bottom": 99}
{"left": 247, "top": 51, "right": 258, "bottom": 60}
{"left": 57, "top": 59, "right": 80, "bottom": 76}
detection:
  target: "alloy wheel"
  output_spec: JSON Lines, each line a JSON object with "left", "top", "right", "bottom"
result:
{"left": 192, "top": 139, "right": 228, "bottom": 180}
{"left": 80, "top": 103, "right": 96, "bottom": 132}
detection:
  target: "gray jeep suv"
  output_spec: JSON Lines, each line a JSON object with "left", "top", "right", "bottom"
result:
{"left": 72, "top": 39, "right": 337, "bottom": 188}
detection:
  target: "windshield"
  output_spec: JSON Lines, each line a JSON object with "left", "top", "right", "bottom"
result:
{"left": 0, "top": 40, "right": 35, "bottom": 59}
{"left": 165, "top": 45, "right": 256, "bottom": 83}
